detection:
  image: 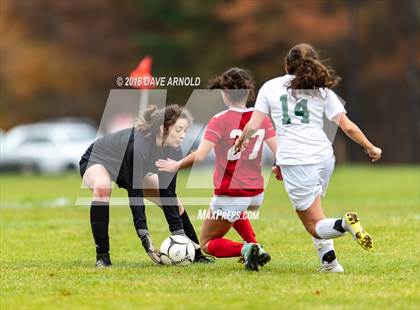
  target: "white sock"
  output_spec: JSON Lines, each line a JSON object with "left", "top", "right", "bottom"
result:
{"left": 315, "top": 218, "right": 346, "bottom": 239}
{"left": 313, "top": 238, "right": 336, "bottom": 264}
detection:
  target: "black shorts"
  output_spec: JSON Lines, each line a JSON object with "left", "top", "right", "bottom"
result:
{"left": 79, "top": 143, "right": 127, "bottom": 188}
{"left": 79, "top": 143, "right": 93, "bottom": 177}
{"left": 79, "top": 157, "right": 106, "bottom": 179}
{"left": 79, "top": 143, "right": 106, "bottom": 178}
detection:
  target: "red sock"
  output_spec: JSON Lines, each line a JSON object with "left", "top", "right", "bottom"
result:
{"left": 207, "top": 238, "right": 243, "bottom": 257}
{"left": 232, "top": 214, "right": 257, "bottom": 243}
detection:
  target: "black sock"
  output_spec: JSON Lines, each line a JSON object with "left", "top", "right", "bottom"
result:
{"left": 333, "top": 219, "right": 346, "bottom": 233}
{"left": 127, "top": 189, "right": 148, "bottom": 233}
{"left": 159, "top": 194, "right": 184, "bottom": 234}
{"left": 90, "top": 201, "right": 109, "bottom": 255}
{"left": 180, "top": 210, "right": 203, "bottom": 257}
{"left": 163, "top": 205, "right": 184, "bottom": 235}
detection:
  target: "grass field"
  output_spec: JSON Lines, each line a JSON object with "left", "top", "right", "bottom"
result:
{"left": 1, "top": 166, "right": 419, "bottom": 309}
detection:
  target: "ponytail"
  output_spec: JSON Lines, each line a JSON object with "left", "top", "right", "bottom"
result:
{"left": 285, "top": 43, "right": 341, "bottom": 90}
{"left": 207, "top": 67, "right": 255, "bottom": 105}
{"left": 135, "top": 105, "right": 160, "bottom": 133}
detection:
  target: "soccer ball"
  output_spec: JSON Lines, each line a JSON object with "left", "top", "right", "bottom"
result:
{"left": 160, "top": 235, "right": 195, "bottom": 266}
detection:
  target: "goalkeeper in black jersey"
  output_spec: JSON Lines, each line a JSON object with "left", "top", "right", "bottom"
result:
{"left": 79, "top": 104, "right": 213, "bottom": 267}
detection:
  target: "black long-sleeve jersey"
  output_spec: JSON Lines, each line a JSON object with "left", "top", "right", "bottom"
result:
{"left": 80, "top": 127, "right": 182, "bottom": 200}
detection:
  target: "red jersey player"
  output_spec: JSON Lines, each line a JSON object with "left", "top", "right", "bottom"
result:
{"left": 156, "top": 68, "right": 277, "bottom": 271}
{"left": 205, "top": 107, "right": 275, "bottom": 197}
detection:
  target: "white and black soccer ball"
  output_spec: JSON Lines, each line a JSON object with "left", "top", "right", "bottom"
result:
{"left": 160, "top": 235, "right": 195, "bottom": 266}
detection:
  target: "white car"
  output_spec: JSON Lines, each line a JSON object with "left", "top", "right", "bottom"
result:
{"left": 0, "top": 119, "right": 97, "bottom": 173}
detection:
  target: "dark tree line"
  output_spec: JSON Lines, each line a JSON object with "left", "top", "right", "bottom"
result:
{"left": 0, "top": 0, "right": 418, "bottom": 162}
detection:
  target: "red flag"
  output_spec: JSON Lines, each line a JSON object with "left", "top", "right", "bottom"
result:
{"left": 129, "top": 56, "right": 153, "bottom": 89}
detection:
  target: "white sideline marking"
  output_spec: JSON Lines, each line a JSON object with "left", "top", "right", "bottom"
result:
{"left": 75, "top": 197, "right": 212, "bottom": 206}
{"left": 0, "top": 197, "right": 214, "bottom": 208}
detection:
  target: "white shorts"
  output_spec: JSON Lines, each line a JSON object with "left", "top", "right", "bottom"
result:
{"left": 280, "top": 155, "right": 335, "bottom": 211}
{"left": 209, "top": 193, "right": 264, "bottom": 222}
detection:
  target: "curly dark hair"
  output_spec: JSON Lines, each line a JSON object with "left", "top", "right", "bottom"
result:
{"left": 207, "top": 67, "right": 255, "bottom": 105}
{"left": 135, "top": 104, "right": 193, "bottom": 143}
{"left": 285, "top": 43, "right": 341, "bottom": 90}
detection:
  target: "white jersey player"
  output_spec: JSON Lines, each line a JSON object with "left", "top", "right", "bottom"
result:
{"left": 235, "top": 43, "right": 382, "bottom": 273}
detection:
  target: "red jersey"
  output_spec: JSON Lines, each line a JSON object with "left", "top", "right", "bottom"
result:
{"left": 204, "top": 107, "right": 276, "bottom": 197}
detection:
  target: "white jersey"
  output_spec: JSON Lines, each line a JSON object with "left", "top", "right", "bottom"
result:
{"left": 255, "top": 75, "right": 346, "bottom": 165}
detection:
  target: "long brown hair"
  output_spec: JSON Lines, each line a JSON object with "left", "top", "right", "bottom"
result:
{"left": 207, "top": 67, "right": 256, "bottom": 105}
{"left": 285, "top": 43, "right": 341, "bottom": 90}
{"left": 135, "top": 104, "right": 193, "bottom": 142}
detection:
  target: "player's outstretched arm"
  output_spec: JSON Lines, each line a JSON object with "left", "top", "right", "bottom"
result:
{"left": 156, "top": 152, "right": 195, "bottom": 173}
{"left": 334, "top": 112, "right": 382, "bottom": 162}
{"left": 156, "top": 140, "right": 215, "bottom": 172}
{"left": 235, "top": 110, "right": 267, "bottom": 153}
{"left": 265, "top": 137, "right": 277, "bottom": 157}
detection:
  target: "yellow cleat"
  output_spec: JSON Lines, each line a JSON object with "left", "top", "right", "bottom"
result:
{"left": 344, "top": 212, "right": 373, "bottom": 251}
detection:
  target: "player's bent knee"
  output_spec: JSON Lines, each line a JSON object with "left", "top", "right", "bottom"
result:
{"left": 199, "top": 235, "right": 210, "bottom": 250}
{"left": 93, "top": 186, "right": 111, "bottom": 201}
{"left": 200, "top": 241, "right": 210, "bottom": 254}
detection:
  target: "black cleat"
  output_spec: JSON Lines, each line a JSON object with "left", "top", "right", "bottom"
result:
{"left": 258, "top": 252, "right": 271, "bottom": 267}
{"left": 257, "top": 245, "right": 271, "bottom": 267}
{"left": 194, "top": 254, "right": 216, "bottom": 264}
{"left": 243, "top": 243, "right": 259, "bottom": 272}
{"left": 239, "top": 245, "right": 271, "bottom": 267}
{"left": 96, "top": 253, "right": 112, "bottom": 268}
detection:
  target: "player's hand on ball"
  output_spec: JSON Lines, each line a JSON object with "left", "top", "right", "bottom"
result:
{"left": 366, "top": 146, "right": 382, "bottom": 162}
{"left": 155, "top": 158, "right": 181, "bottom": 173}
{"left": 140, "top": 234, "right": 162, "bottom": 264}
{"left": 147, "top": 248, "right": 163, "bottom": 265}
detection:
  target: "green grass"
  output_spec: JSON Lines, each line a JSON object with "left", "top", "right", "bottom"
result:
{"left": 1, "top": 166, "right": 419, "bottom": 309}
